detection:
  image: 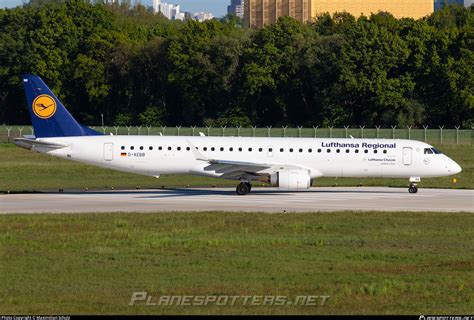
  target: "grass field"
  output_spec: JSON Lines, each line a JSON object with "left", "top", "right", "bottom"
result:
{"left": 0, "top": 211, "right": 473, "bottom": 314}
{"left": 0, "top": 143, "right": 472, "bottom": 192}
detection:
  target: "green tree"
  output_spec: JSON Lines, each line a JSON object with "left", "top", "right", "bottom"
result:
{"left": 166, "top": 19, "right": 249, "bottom": 125}
{"left": 138, "top": 106, "right": 163, "bottom": 127}
{"left": 114, "top": 113, "right": 133, "bottom": 126}
{"left": 241, "top": 17, "right": 316, "bottom": 125}
{"left": 0, "top": 1, "right": 472, "bottom": 128}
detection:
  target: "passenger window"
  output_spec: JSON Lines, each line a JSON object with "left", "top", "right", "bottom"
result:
{"left": 220, "top": 147, "right": 224, "bottom": 151}
{"left": 239, "top": 147, "right": 242, "bottom": 152}
{"left": 355, "top": 149, "right": 359, "bottom": 153}
{"left": 424, "top": 148, "right": 433, "bottom": 154}
{"left": 364, "top": 150, "right": 368, "bottom": 154}
{"left": 158, "top": 146, "right": 162, "bottom": 150}
{"left": 149, "top": 146, "right": 153, "bottom": 150}
{"left": 383, "top": 150, "right": 387, "bottom": 154}
{"left": 327, "top": 149, "right": 331, "bottom": 153}
{"left": 211, "top": 147, "right": 215, "bottom": 151}
{"left": 203, "top": 147, "right": 208, "bottom": 151}
{"left": 280, "top": 148, "right": 284, "bottom": 152}
{"left": 177, "top": 147, "right": 181, "bottom": 151}
{"left": 186, "top": 147, "right": 190, "bottom": 151}
{"left": 336, "top": 149, "right": 340, "bottom": 153}
{"left": 345, "top": 149, "right": 349, "bottom": 153}
{"left": 121, "top": 146, "right": 125, "bottom": 150}
{"left": 299, "top": 148, "right": 303, "bottom": 153}
{"left": 131, "top": 146, "right": 135, "bottom": 150}
{"left": 229, "top": 147, "right": 234, "bottom": 151}
{"left": 140, "top": 146, "right": 144, "bottom": 150}
{"left": 269, "top": 148, "right": 273, "bottom": 152}
{"left": 317, "top": 149, "right": 321, "bottom": 153}
{"left": 308, "top": 149, "right": 312, "bottom": 153}
{"left": 374, "top": 150, "right": 377, "bottom": 154}
{"left": 248, "top": 148, "right": 252, "bottom": 152}
{"left": 168, "top": 146, "right": 172, "bottom": 151}
{"left": 290, "top": 148, "right": 294, "bottom": 152}
{"left": 259, "top": 148, "right": 263, "bottom": 152}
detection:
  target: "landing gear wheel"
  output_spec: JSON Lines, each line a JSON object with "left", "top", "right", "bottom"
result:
{"left": 408, "top": 185, "right": 418, "bottom": 194}
{"left": 236, "top": 182, "right": 250, "bottom": 196}
{"left": 245, "top": 182, "right": 252, "bottom": 192}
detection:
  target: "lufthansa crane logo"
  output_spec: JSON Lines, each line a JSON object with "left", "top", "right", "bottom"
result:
{"left": 32, "top": 94, "right": 57, "bottom": 119}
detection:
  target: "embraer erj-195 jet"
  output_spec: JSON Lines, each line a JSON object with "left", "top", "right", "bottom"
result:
{"left": 15, "top": 75, "right": 462, "bottom": 195}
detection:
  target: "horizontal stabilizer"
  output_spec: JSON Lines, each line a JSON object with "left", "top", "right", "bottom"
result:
{"left": 14, "top": 138, "right": 69, "bottom": 150}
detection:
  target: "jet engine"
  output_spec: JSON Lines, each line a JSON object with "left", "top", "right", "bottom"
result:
{"left": 269, "top": 168, "right": 311, "bottom": 190}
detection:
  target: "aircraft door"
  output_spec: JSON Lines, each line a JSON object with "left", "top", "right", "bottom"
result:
{"left": 402, "top": 147, "right": 412, "bottom": 165}
{"left": 104, "top": 143, "right": 114, "bottom": 161}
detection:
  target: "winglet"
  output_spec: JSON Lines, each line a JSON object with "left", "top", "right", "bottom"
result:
{"left": 186, "top": 140, "right": 209, "bottom": 162}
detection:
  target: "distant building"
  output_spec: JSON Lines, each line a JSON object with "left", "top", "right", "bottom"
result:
{"left": 184, "top": 12, "right": 193, "bottom": 21}
{"left": 152, "top": 0, "right": 185, "bottom": 20}
{"left": 312, "top": 0, "right": 434, "bottom": 19}
{"left": 435, "top": 0, "right": 473, "bottom": 10}
{"left": 245, "top": 0, "right": 434, "bottom": 29}
{"left": 228, "top": 0, "right": 245, "bottom": 19}
{"left": 152, "top": 0, "right": 160, "bottom": 10}
{"left": 194, "top": 12, "right": 214, "bottom": 22}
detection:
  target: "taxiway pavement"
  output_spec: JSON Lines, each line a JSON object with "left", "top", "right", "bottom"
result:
{"left": 1, "top": 187, "right": 472, "bottom": 214}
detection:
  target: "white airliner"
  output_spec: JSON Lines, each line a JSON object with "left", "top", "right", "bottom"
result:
{"left": 15, "top": 75, "right": 462, "bottom": 195}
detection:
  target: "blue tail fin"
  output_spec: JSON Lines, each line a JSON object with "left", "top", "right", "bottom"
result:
{"left": 22, "top": 74, "right": 102, "bottom": 138}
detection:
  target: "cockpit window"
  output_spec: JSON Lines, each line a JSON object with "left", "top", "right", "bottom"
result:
{"left": 425, "top": 147, "right": 442, "bottom": 154}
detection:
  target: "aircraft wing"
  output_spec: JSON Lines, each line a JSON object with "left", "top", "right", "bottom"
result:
{"left": 14, "top": 138, "right": 69, "bottom": 150}
{"left": 203, "top": 159, "right": 274, "bottom": 179}
{"left": 186, "top": 140, "right": 306, "bottom": 180}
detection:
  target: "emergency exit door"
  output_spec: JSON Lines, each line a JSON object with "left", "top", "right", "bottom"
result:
{"left": 104, "top": 143, "right": 114, "bottom": 161}
{"left": 402, "top": 147, "right": 412, "bottom": 165}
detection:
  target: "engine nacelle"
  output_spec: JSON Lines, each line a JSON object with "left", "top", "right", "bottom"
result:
{"left": 270, "top": 169, "right": 311, "bottom": 190}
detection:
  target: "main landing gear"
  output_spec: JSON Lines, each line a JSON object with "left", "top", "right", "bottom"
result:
{"left": 236, "top": 182, "right": 252, "bottom": 195}
{"left": 408, "top": 177, "right": 420, "bottom": 194}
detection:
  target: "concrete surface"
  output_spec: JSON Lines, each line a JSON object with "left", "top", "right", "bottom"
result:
{"left": 0, "top": 187, "right": 472, "bottom": 214}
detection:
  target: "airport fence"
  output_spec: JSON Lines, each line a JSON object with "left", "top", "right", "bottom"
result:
{"left": 0, "top": 125, "right": 472, "bottom": 145}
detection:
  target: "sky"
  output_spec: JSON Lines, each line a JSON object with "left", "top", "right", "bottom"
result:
{"left": 0, "top": 0, "right": 229, "bottom": 17}
{"left": 157, "top": 0, "right": 227, "bottom": 17}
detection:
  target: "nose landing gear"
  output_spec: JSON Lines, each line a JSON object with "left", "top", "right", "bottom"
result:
{"left": 408, "top": 184, "right": 418, "bottom": 194}
{"left": 408, "top": 177, "right": 420, "bottom": 194}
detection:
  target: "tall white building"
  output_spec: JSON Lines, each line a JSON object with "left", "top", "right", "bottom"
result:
{"left": 152, "top": 0, "right": 161, "bottom": 11}
{"left": 194, "top": 12, "right": 214, "bottom": 22}
{"left": 152, "top": 0, "right": 185, "bottom": 20}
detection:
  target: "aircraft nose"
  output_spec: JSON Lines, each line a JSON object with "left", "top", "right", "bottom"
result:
{"left": 450, "top": 161, "right": 462, "bottom": 174}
